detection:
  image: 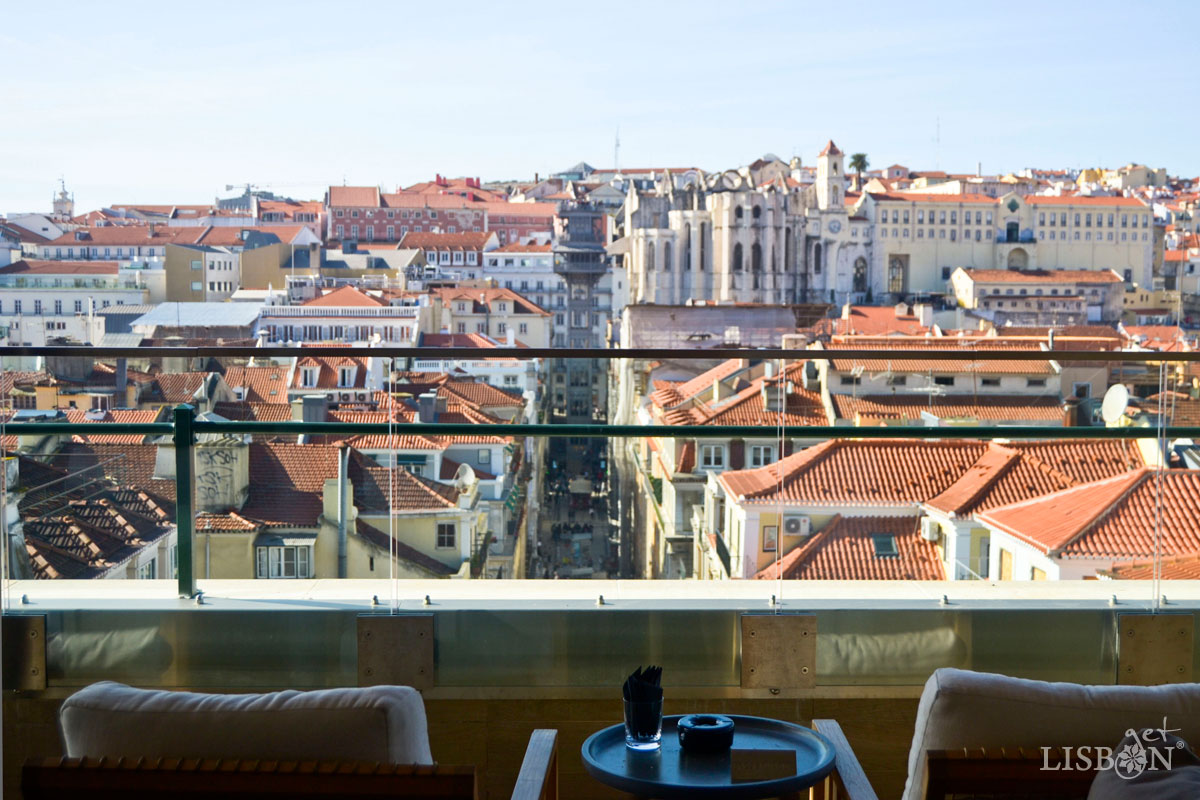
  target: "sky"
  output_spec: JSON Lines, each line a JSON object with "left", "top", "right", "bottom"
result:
{"left": 4, "top": 0, "right": 1198, "bottom": 214}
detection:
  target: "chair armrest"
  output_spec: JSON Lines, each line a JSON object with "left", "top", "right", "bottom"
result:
{"left": 812, "top": 719, "right": 879, "bottom": 800}
{"left": 510, "top": 729, "right": 558, "bottom": 800}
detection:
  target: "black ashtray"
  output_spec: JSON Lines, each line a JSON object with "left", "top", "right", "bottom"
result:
{"left": 677, "top": 714, "right": 735, "bottom": 753}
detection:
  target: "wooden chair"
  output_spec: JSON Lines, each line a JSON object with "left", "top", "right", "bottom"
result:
{"left": 24, "top": 729, "right": 558, "bottom": 800}
{"left": 810, "top": 721, "right": 1109, "bottom": 800}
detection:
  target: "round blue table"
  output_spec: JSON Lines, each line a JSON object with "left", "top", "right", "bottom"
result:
{"left": 581, "top": 714, "right": 835, "bottom": 799}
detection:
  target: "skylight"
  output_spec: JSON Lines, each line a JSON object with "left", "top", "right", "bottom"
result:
{"left": 871, "top": 534, "right": 899, "bottom": 558}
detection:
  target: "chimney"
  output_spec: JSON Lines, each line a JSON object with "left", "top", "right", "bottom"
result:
{"left": 301, "top": 394, "right": 329, "bottom": 423}
{"left": 148, "top": 222, "right": 157, "bottom": 237}
{"left": 115, "top": 358, "right": 128, "bottom": 396}
{"left": 418, "top": 391, "right": 438, "bottom": 423}
{"left": 1063, "top": 396, "right": 1080, "bottom": 427}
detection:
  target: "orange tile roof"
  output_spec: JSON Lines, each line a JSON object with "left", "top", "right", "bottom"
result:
{"left": 241, "top": 443, "right": 341, "bottom": 527}
{"left": 870, "top": 192, "right": 999, "bottom": 205}
{"left": 222, "top": 365, "right": 290, "bottom": 403}
{"left": 926, "top": 440, "right": 1145, "bottom": 517}
{"left": 833, "top": 394, "right": 1064, "bottom": 423}
{"left": 754, "top": 515, "right": 944, "bottom": 580}
{"left": 439, "top": 381, "right": 523, "bottom": 408}
{"left": 977, "top": 468, "right": 1200, "bottom": 558}
{"left": 719, "top": 439, "right": 986, "bottom": 506}
{"left": 327, "top": 186, "right": 381, "bottom": 207}
{"left": 291, "top": 356, "right": 368, "bottom": 390}
{"left": 46, "top": 226, "right": 208, "bottom": 247}
{"left": 818, "top": 140, "right": 842, "bottom": 156}
{"left": 1142, "top": 392, "right": 1200, "bottom": 426}
{"left": 302, "top": 285, "right": 386, "bottom": 307}
{"left": 0, "top": 259, "right": 119, "bottom": 275}
{"left": 351, "top": 462, "right": 459, "bottom": 512}
{"left": 962, "top": 268, "right": 1123, "bottom": 284}
{"left": 1026, "top": 195, "right": 1147, "bottom": 207}
{"left": 399, "top": 231, "right": 494, "bottom": 251}
{"left": 142, "top": 372, "right": 209, "bottom": 404}
{"left": 826, "top": 341, "right": 1054, "bottom": 375}
{"left": 835, "top": 306, "right": 932, "bottom": 336}
{"left": 432, "top": 286, "right": 551, "bottom": 316}
{"left": 211, "top": 401, "right": 294, "bottom": 422}
{"left": 197, "top": 225, "right": 309, "bottom": 246}
{"left": 1103, "top": 553, "right": 1200, "bottom": 580}
{"left": 64, "top": 408, "right": 164, "bottom": 444}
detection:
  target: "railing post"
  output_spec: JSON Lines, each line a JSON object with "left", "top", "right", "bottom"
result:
{"left": 174, "top": 404, "right": 196, "bottom": 598}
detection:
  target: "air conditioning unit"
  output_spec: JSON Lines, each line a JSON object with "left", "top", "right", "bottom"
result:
{"left": 357, "top": 392, "right": 367, "bottom": 401}
{"left": 782, "top": 514, "right": 810, "bottom": 537}
{"left": 340, "top": 392, "right": 351, "bottom": 401}
{"left": 920, "top": 517, "right": 940, "bottom": 542}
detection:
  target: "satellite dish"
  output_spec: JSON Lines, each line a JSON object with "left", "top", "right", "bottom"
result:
{"left": 1101, "top": 384, "right": 1130, "bottom": 424}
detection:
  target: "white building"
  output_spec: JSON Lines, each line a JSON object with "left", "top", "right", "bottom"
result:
{"left": 0, "top": 260, "right": 151, "bottom": 346}
{"left": 260, "top": 285, "right": 427, "bottom": 345}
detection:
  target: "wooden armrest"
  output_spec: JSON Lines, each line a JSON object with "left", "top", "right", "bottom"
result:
{"left": 811, "top": 719, "right": 879, "bottom": 800}
{"left": 510, "top": 729, "right": 558, "bottom": 800}
{"left": 23, "top": 756, "right": 478, "bottom": 798}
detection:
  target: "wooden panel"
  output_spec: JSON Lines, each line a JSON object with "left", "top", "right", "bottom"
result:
{"left": 1117, "top": 612, "right": 1193, "bottom": 685}
{"left": 357, "top": 614, "right": 434, "bottom": 690}
{"left": 2, "top": 615, "right": 46, "bottom": 692}
{"left": 740, "top": 614, "right": 815, "bottom": 690}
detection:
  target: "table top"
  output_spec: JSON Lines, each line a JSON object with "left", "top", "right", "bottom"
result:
{"left": 581, "top": 714, "right": 835, "bottom": 799}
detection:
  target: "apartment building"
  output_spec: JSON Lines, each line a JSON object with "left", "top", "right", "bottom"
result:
{"left": 949, "top": 267, "right": 1125, "bottom": 326}
{"left": 0, "top": 260, "right": 153, "bottom": 346}
{"left": 429, "top": 287, "right": 552, "bottom": 348}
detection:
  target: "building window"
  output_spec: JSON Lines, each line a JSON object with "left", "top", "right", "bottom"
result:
{"left": 54, "top": 300, "right": 62, "bottom": 314}
{"left": 74, "top": 300, "right": 83, "bottom": 313}
{"left": 700, "top": 444, "right": 725, "bottom": 469}
{"left": 256, "top": 545, "right": 312, "bottom": 579}
{"left": 478, "top": 449, "right": 491, "bottom": 465}
{"left": 300, "top": 366, "right": 318, "bottom": 387}
{"left": 437, "top": 523, "right": 456, "bottom": 549}
{"left": 190, "top": 260, "right": 202, "bottom": 270}
{"left": 750, "top": 445, "right": 774, "bottom": 467}
{"left": 190, "top": 282, "right": 202, "bottom": 291}
{"left": 1027, "top": 378, "right": 1046, "bottom": 388}
{"left": 137, "top": 560, "right": 157, "bottom": 580}
{"left": 338, "top": 366, "right": 354, "bottom": 387}
{"left": 934, "top": 376, "right": 954, "bottom": 386}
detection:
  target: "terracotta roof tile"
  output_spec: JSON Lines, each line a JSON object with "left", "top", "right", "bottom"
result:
{"left": 977, "top": 468, "right": 1200, "bottom": 558}
{"left": 1104, "top": 553, "right": 1200, "bottom": 580}
{"left": 0, "top": 259, "right": 119, "bottom": 275}
{"left": 926, "top": 440, "right": 1144, "bottom": 517}
{"left": 302, "top": 286, "right": 386, "bottom": 307}
{"left": 827, "top": 341, "right": 1054, "bottom": 375}
{"left": 241, "top": 443, "right": 341, "bottom": 527}
{"left": 833, "top": 394, "right": 1064, "bottom": 423}
{"left": 719, "top": 439, "right": 986, "bottom": 506}
{"left": 754, "top": 515, "right": 944, "bottom": 580}
{"left": 327, "top": 186, "right": 381, "bottom": 207}
{"left": 400, "top": 231, "right": 494, "bottom": 251}
{"left": 962, "top": 268, "right": 1123, "bottom": 284}
{"left": 223, "top": 365, "right": 290, "bottom": 403}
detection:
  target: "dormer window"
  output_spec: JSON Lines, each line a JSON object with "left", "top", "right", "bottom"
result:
{"left": 300, "top": 366, "right": 318, "bottom": 387}
{"left": 338, "top": 366, "right": 356, "bottom": 387}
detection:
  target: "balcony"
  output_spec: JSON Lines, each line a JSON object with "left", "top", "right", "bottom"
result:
{"left": 2, "top": 342, "right": 1199, "bottom": 799}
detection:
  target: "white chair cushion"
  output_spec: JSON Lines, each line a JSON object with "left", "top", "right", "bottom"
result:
{"left": 903, "top": 668, "right": 1200, "bottom": 800}
{"left": 59, "top": 681, "right": 432, "bottom": 765}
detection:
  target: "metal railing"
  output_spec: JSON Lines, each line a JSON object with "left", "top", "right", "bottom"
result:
{"left": 4, "top": 343, "right": 1199, "bottom": 598}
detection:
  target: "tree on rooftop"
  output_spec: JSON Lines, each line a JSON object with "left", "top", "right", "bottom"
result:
{"left": 849, "top": 153, "right": 870, "bottom": 191}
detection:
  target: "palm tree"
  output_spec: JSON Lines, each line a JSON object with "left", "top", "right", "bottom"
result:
{"left": 848, "top": 153, "right": 869, "bottom": 191}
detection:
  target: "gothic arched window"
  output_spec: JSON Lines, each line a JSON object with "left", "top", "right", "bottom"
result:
{"left": 751, "top": 243, "right": 762, "bottom": 272}
{"left": 733, "top": 243, "right": 743, "bottom": 272}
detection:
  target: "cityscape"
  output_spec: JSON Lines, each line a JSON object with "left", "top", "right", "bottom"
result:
{"left": 7, "top": 6, "right": 1200, "bottom": 799}
{"left": 0, "top": 148, "right": 1196, "bottom": 585}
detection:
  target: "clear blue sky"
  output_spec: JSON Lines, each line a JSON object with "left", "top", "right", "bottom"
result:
{"left": 4, "top": 0, "right": 1197, "bottom": 213}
